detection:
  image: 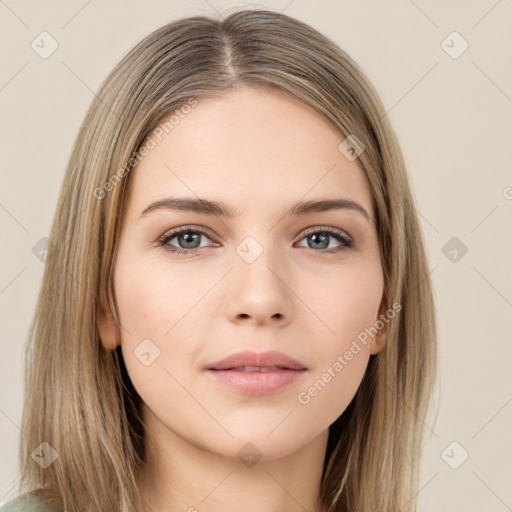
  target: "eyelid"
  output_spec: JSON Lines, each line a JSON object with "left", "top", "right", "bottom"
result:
{"left": 156, "top": 225, "right": 219, "bottom": 245}
{"left": 299, "top": 225, "right": 353, "bottom": 243}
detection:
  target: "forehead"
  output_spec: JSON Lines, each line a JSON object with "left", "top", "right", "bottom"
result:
{"left": 124, "top": 86, "right": 373, "bottom": 221}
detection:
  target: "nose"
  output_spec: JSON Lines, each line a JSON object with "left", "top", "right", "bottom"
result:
{"left": 224, "top": 253, "right": 293, "bottom": 327}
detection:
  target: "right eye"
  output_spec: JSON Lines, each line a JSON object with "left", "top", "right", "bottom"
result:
{"left": 157, "top": 227, "right": 217, "bottom": 256}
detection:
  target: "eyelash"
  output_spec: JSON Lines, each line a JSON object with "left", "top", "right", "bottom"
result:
{"left": 157, "top": 225, "right": 353, "bottom": 257}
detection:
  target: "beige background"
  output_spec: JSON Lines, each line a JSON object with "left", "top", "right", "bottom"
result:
{"left": 1, "top": 0, "right": 511, "bottom": 509}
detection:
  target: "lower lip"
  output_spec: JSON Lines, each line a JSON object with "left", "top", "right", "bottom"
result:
{"left": 206, "top": 369, "right": 307, "bottom": 395}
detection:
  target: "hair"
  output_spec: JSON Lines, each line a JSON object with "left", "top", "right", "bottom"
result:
{"left": 17, "top": 8, "right": 437, "bottom": 512}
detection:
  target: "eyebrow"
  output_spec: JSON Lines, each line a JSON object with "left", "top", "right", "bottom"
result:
{"left": 139, "top": 196, "right": 372, "bottom": 222}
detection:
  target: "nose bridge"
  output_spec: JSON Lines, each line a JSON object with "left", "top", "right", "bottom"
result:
{"left": 236, "top": 231, "right": 285, "bottom": 290}
{"left": 224, "top": 230, "right": 293, "bottom": 325}
{"left": 236, "top": 220, "right": 292, "bottom": 281}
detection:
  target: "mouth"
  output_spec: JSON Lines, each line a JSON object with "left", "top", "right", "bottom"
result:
{"left": 205, "top": 350, "right": 308, "bottom": 395}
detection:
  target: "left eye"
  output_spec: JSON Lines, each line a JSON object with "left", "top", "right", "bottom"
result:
{"left": 297, "top": 227, "right": 353, "bottom": 252}
{"left": 157, "top": 226, "right": 353, "bottom": 256}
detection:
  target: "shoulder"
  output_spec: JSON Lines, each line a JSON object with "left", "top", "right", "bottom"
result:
{"left": 1, "top": 490, "right": 51, "bottom": 512}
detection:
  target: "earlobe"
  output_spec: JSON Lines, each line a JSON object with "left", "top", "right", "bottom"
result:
{"left": 370, "top": 301, "right": 389, "bottom": 355}
{"left": 370, "top": 327, "right": 387, "bottom": 355}
{"left": 97, "top": 306, "right": 121, "bottom": 351}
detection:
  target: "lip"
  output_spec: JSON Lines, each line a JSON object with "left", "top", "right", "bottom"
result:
{"left": 205, "top": 350, "right": 308, "bottom": 395}
{"left": 206, "top": 350, "right": 307, "bottom": 371}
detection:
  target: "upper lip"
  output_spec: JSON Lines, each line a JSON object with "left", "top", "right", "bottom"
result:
{"left": 206, "top": 350, "right": 307, "bottom": 370}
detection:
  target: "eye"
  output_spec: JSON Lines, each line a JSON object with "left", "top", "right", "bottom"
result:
{"left": 295, "top": 226, "right": 353, "bottom": 254}
{"left": 157, "top": 225, "right": 353, "bottom": 257}
{"left": 157, "top": 227, "right": 217, "bottom": 256}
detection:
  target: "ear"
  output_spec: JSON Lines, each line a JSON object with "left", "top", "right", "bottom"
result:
{"left": 370, "top": 327, "right": 387, "bottom": 355}
{"left": 97, "top": 300, "right": 121, "bottom": 351}
{"left": 370, "top": 303, "right": 389, "bottom": 355}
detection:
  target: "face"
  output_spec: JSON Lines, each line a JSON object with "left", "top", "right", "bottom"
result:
{"left": 98, "top": 85, "right": 386, "bottom": 462}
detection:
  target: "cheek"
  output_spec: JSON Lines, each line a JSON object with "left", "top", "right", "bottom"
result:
{"left": 297, "top": 255, "right": 383, "bottom": 344}
{"left": 295, "top": 277, "right": 378, "bottom": 424}
{"left": 293, "top": 262, "right": 382, "bottom": 422}
{"left": 114, "top": 262, "right": 200, "bottom": 418}
{"left": 113, "top": 256, "right": 210, "bottom": 387}
{"left": 114, "top": 256, "right": 200, "bottom": 339}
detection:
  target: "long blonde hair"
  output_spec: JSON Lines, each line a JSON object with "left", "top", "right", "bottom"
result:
{"left": 18, "top": 9, "right": 437, "bottom": 512}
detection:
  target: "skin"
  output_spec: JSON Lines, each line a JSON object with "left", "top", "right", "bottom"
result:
{"left": 98, "top": 86, "right": 387, "bottom": 512}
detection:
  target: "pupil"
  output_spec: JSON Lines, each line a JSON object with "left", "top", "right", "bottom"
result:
{"left": 310, "top": 233, "right": 328, "bottom": 249}
{"left": 181, "top": 233, "right": 200, "bottom": 248}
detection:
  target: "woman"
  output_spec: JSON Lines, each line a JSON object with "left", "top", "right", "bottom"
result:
{"left": 5, "top": 8, "right": 437, "bottom": 512}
